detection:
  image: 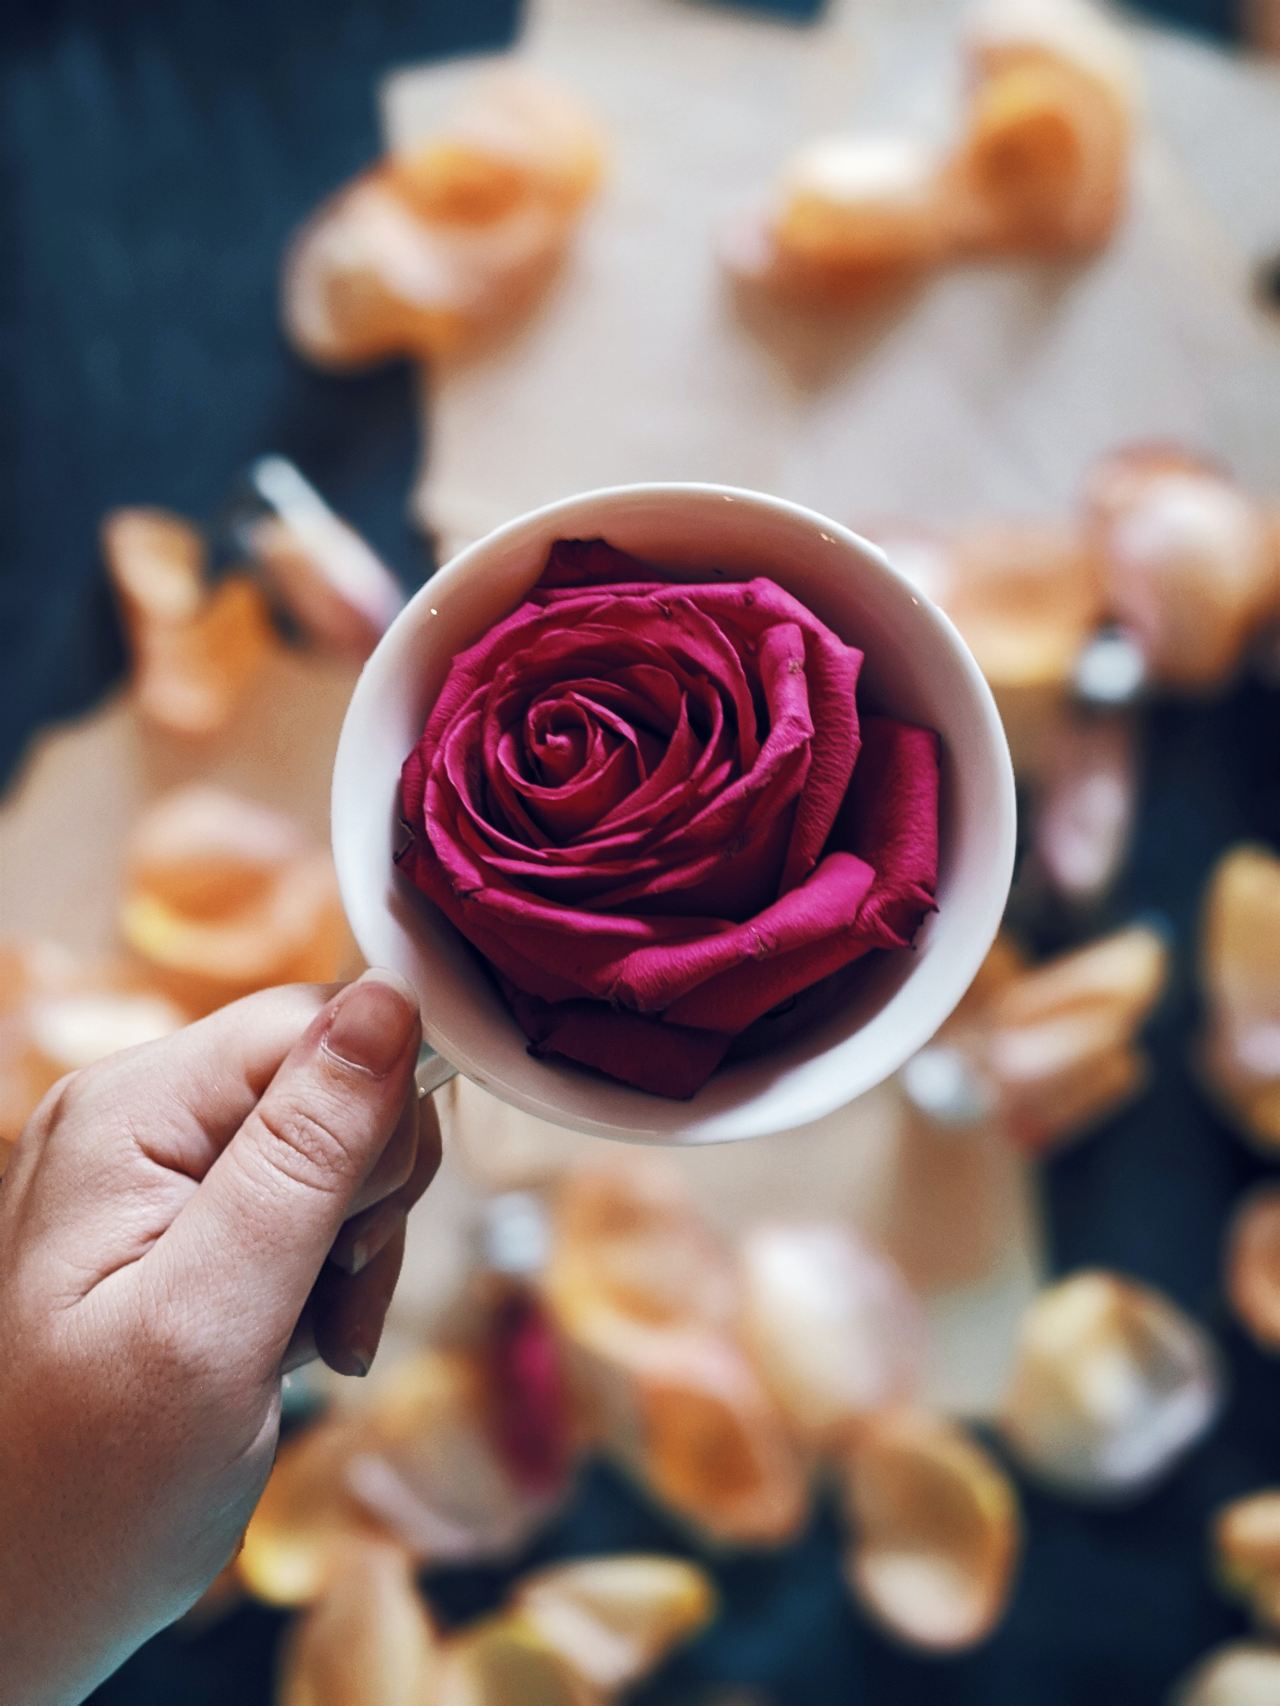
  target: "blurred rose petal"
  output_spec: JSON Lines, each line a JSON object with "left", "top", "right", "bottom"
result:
{"left": 233, "top": 457, "right": 404, "bottom": 660}
{"left": 977, "top": 925, "right": 1169, "bottom": 1153}
{"left": 1225, "top": 1188, "right": 1280, "bottom": 1353}
{"left": 838, "top": 1411, "right": 1020, "bottom": 1651}
{"left": 436, "top": 1615, "right": 598, "bottom": 1706}
{"left": 0, "top": 941, "right": 187, "bottom": 1147}
{"left": 355, "top": 1346, "right": 573, "bottom": 1565}
{"left": 1032, "top": 711, "right": 1139, "bottom": 909}
{"left": 387, "top": 66, "right": 605, "bottom": 219}
{"left": 515, "top": 1556, "right": 715, "bottom": 1691}
{"left": 998, "top": 1271, "right": 1222, "bottom": 1500}
{"left": 631, "top": 1331, "right": 810, "bottom": 1546}
{"left": 724, "top": 136, "right": 949, "bottom": 304}
{"left": 542, "top": 1159, "right": 805, "bottom": 1544}
{"left": 283, "top": 69, "right": 603, "bottom": 371}
{"left": 480, "top": 1280, "right": 575, "bottom": 1497}
{"left": 739, "top": 1223, "right": 927, "bottom": 1445}
{"left": 120, "top": 785, "right": 349, "bottom": 1014}
{"left": 239, "top": 1418, "right": 379, "bottom": 1607}
{"left": 875, "top": 520, "right": 1104, "bottom": 775}
{"left": 545, "top": 1158, "right": 739, "bottom": 1338}
{"left": 1213, "top": 1490, "right": 1280, "bottom": 1634}
{"left": 102, "top": 508, "right": 273, "bottom": 738}
{"left": 1200, "top": 846, "right": 1280, "bottom": 1153}
{"left": 1084, "top": 447, "right": 1275, "bottom": 692}
{"left": 954, "top": 67, "right": 1127, "bottom": 258}
{"left": 952, "top": 0, "right": 1135, "bottom": 259}
{"left": 278, "top": 1537, "right": 440, "bottom": 1706}
{"left": 1171, "top": 1642, "right": 1280, "bottom": 1706}
{"left": 284, "top": 177, "right": 572, "bottom": 369}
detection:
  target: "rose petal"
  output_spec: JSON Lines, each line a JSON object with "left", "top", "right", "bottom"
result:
{"left": 121, "top": 786, "right": 349, "bottom": 1014}
{"left": 1225, "top": 1187, "right": 1280, "bottom": 1353}
{"left": 1171, "top": 1642, "right": 1280, "bottom": 1706}
{"left": 998, "top": 1271, "right": 1223, "bottom": 1501}
{"left": 740, "top": 1223, "right": 927, "bottom": 1444}
{"left": 1200, "top": 846, "right": 1280, "bottom": 1152}
{"left": 400, "top": 543, "right": 938, "bottom": 1097}
{"left": 838, "top": 1411, "right": 1021, "bottom": 1651}
{"left": 515, "top": 1556, "right": 715, "bottom": 1692}
{"left": 1213, "top": 1490, "right": 1280, "bottom": 1635}
{"left": 278, "top": 1537, "right": 441, "bottom": 1706}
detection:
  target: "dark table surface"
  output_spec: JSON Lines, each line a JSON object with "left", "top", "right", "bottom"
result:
{"left": 4, "top": 2, "right": 1278, "bottom": 1703}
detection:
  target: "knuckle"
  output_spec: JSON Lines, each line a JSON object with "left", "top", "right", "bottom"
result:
{"left": 252, "top": 1094, "right": 359, "bottom": 1194}
{"left": 22, "top": 1069, "right": 80, "bottom": 1140}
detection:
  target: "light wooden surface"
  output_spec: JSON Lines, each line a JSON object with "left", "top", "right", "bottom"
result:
{"left": 1, "top": 0, "right": 1274, "bottom": 1419}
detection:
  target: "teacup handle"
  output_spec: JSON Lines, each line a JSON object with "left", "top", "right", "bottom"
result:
{"left": 417, "top": 1042, "right": 459, "bottom": 1097}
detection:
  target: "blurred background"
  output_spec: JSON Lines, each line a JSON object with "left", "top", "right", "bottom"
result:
{"left": 2, "top": 1, "right": 1279, "bottom": 1702}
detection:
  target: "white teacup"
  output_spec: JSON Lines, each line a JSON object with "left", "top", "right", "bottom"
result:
{"left": 332, "top": 483, "right": 1015, "bottom": 1145}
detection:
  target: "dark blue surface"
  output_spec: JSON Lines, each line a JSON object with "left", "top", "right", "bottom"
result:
{"left": 4, "top": 3, "right": 1277, "bottom": 1703}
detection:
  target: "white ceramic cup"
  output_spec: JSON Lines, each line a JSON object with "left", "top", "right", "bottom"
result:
{"left": 332, "top": 483, "right": 1015, "bottom": 1145}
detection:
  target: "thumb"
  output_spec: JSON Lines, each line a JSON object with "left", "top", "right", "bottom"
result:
{"left": 167, "top": 968, "right": 421, "bottom": 1361}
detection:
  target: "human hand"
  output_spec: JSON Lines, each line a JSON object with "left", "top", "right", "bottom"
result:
{"left": 0, "top": 970, "right": 438, "bottom": 1706}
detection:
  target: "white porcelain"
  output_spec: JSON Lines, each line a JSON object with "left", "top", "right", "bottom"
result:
{"left": 332, "top": 483, "right": 1015, "bottom": 1145}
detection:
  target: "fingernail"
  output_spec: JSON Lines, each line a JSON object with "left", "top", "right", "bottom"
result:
{"left": 323, "top": 968, "right": 419, "bottom": 1077}
{"left": 333, "top": 1204, "right": 406, "bottom": 1275}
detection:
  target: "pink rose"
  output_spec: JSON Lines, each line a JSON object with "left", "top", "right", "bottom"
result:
{"left": 399, "top": 540, "right": 940, "bottom": 1098}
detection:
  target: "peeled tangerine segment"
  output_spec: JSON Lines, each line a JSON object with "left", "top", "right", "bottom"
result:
{"left": 278, "top": 1538, "right": 440, "bottom": 1706}
{"left": 1084, "top": 450, "right": 1276, "bottom": 692}
{"left": 1200, "top": 846, "right": 1280, "bottom": 1151}
{"left": 998, "top": 1271, "right": 1222, "bottom": 1501}
{"left": 387, "top": 67, "right": 606, "bottom": 220}
{"left": 975, "top": 924, "right": 1169, "bottom": 1152}
{"left": 120, "top": 786, "right": 348, "bottom": 1014}
{"left": 283, "top": 176, "right": 569, "bottom": 369}
{"left": 739, "top": 1223, "right": 926, "bottom": 1444}
{"left": 1214, "top": 1490, "right": 1280, "bottom": 1634}
{"left": 102, "top": 507, "right": 273, "bottom": 738}
{"left": 1171, "top": 1642, "right": 1280, "bottom": 1706}
{"left": 514, "top": 1556, "right": 715, "bottom": 1691}
{"left": 1225, "top": 1188, "right": 1280, "bottom": 1353}
{"left": 839, "top": 1412, "right": 1020, "bottom": 1652}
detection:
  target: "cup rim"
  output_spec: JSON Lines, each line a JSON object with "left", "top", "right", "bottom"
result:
{"left": 332, "top": 480, "right": 1016, "bottom": 1144}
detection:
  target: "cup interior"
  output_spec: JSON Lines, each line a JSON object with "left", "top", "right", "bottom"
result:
{"left": 331, "top": 483, "right": 1015, "bottom": 1144}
